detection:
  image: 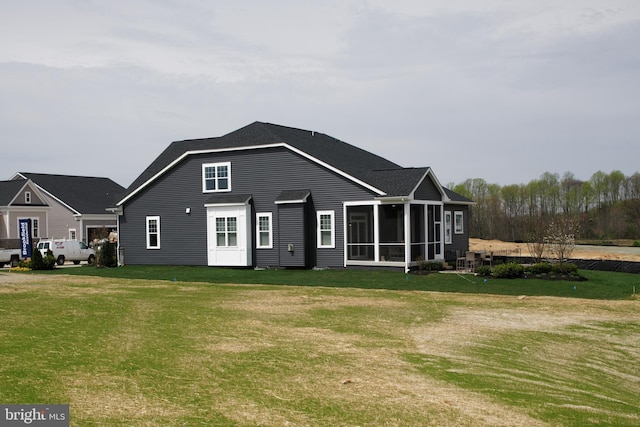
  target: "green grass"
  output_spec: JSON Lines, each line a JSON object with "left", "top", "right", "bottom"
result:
{"left": 15, "top": 264, "right": 640, "bottom": 299}
{"left": 405, "top": 319, "right": 640, "bottom": 426}
{"left": 1, "top": 269, "right": 639, "bottom": 425}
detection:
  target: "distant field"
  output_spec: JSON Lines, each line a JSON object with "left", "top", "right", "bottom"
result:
{"left": 0, "top": 273, "right": 638, "bottom": 426}
{"left": 471, "top": 238, "right": 640, "bottom": 262}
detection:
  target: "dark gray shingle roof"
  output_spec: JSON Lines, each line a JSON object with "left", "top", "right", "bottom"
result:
{"left": 17, "top": 173, "right": 126, "bottom": 214}
{"left": 204, "top": 194, "right": 252, "bottom": 205}
{"left": 0, "top": 180, "right": 27, "bottom": 206}
{"left": 366, "top": 168, "right": 430, "bottom": 197}
{"left": 126, "top": 122, "right": 401, "bottom": 194}
{"left": 123, "top": 122, "right": 470, "bottom": 203}
{"left": 444, "top": 187, "right": 474, "bottom": 203}
{"left": 275, "top": 190, "right": 311, "bottom": 203}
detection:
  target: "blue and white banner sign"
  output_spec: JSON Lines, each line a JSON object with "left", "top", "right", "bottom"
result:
{"left": 18, "top": 219, "right": 32, "bottom": 258}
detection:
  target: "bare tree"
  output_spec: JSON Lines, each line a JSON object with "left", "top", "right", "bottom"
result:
{"left": 526, "top": 215, "right": 549, "bottom": 263}
{"left": 545, "top": 216, "right": 580, "bottom": 267}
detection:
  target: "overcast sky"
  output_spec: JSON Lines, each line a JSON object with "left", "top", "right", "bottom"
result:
{"left": 2, "top": 1, "right": 639, "bottom": 189}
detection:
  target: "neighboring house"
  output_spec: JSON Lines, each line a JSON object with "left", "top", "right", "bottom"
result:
{"left": 115, "top": 122, "right": 473, "bottom": 271}
{"left": 10, "top": 173, "right": 126, "bottom": 243}
{"left": 0, "top": 179, "right": 50, "bottom": 246}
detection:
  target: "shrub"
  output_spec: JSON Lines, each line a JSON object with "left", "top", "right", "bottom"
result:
{"left": 428, "top": 262, "right": 444, "bottom": 271}
{"left": 633, "top": 241, "right": 640, "bottom": 247}
{"left": 31, "top": 248, "right": 56, "bottom": 271}
{"left": 552, "top": 262, "right": 578, "bottom": 275}
{"left": 492, "top": 262, "right": 524, "bottom": 278}
{"left": 18, "top": 259, "right": 32, "bottom": 269}
{"left": 98, "top": 242, "right": 117, "bottom": 268}
{"left": 527, "top": 262, "right": 553, "bottom": 274}
{"left": 476, "top": 265, "right": 492, "bottom": 276}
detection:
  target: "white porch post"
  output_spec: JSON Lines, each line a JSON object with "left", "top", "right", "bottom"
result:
{"left": 404, "top": 202, "right": 411, "bottom": 272}
{"left": 373, "top": 205, "right": 380, "bottom": 262}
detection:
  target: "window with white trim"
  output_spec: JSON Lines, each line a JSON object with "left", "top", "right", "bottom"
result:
{"left": 69, "top": 228, "right": 77, "bottom": 240}
{"left": 317, "top": 210, "right": 335, "bottom": 248}
{"left": 25, "top": 192, "right": 31, "bottom": 204}
{"left": 146, "top": 216, "right": 161, "bottom": 249}
{"left": 31, "top": 218, "right": 39, "bottom": 238}
{"left": 444, "top": 211, "right": 452, "bottom": 244}
{"left": 216, "top": 217, "right": 237, "bottom": 247}
{"left": 202, "top": 162, "right": 231, "bottom": 192}
{"left": 454, "top": 211, "right": 464, "bottom": 234}
{"left": 256, "top": 213, "right": 272, "bottom": 249}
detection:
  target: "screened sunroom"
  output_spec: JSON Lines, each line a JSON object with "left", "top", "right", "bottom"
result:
{"left": 344, "top": 201, "right": 444, "bottom": 270}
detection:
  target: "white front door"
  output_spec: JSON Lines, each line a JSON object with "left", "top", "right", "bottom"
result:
{"left": 207, "top": 205, "right": 252, "bottom": 266}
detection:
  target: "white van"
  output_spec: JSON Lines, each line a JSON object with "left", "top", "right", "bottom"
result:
{"left": 37, "top": 239, "right": 96, "bottom": 266}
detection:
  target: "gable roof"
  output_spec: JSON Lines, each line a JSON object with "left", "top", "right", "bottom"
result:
{"left": 13, "top": 173, "right": 126, "bottom": 215}
{"left": 119, "top": 122, "right": 469, "bottom": 205}
{"left": 0, "top": 179, "right": 49, "bottom": 208}
{"left": 0, "top": 180, "right": 31, "bottom": 206}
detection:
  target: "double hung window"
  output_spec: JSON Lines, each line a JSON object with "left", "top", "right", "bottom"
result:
{"left": 32, "top": 218, "right": 39, "bottom": 239}
{"left": 146, "top": 216, "right": 160, "bottom": 249}
{"left": 203, "top": 162, "right": 231, "bottom": 192}
{"left": 216, "top": 217, "right": 237, "bottom": 247}
{"left": 256, "top": 213, "right": 272, "bottom": 248}
{"left": 317, "top": 211, "right": 335, "bottom": 248}
{"left": 454, "top": 211, "right": 464, "bottom": 234}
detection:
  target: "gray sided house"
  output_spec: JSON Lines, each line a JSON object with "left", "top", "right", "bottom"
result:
{"left": 0, "top": 179, "right": 50, "bottom": 246}
{"left": 116, "top": 122, "right": 473, "bottom": 271}
{"left": 10, "top": 173, "right": 126, "bottom": 243}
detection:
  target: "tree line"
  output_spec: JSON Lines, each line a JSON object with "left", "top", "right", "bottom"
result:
{"left": 450, "top": 170, "right": 640, "bottom": 242}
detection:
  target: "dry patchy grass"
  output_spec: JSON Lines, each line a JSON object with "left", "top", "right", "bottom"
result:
{"left": 0, "top": 273, "right": 638, "bottom": 426}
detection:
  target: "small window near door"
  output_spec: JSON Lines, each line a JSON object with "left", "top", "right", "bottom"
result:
{"left": 32, "top": 218, "right": 39, "bottom": 238}
{"left": 146, "top": 216, "right": 161, "bottom": 249}
{"left": 256, "top": 213, "right": 272, "bottom": 249}
{"left": 69, "top": 229, "right": 77, "bottom": 240}
{"left": 454, "top": 211, "right": 464, "bottom": 234}
{"left": 444, "top": 211, "right": 452, "bottom": 244}
{"left": 317, "top": 210, "right": 335, "bottom": 248}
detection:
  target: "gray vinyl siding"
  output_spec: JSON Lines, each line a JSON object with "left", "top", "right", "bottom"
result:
{"left": 43, "top": 197, "right": 81, "bottom": 240}
{"left": 277, "top": 203, "right": 307, "bottom": 267}
{"left": 18, "top": 186, "right": 46, "bottom": 205}
{"left": 5, "top": 211, "right": 47, "bottom": 240}
{"left": 444, "top": 204, "right": 469, "bottom": 261}
{"left": 414, "top": 175, "right": 441, "bottom": 200}
{"left": 120, "top": 146, "right": 376, "bottom": 267}
{"left": 31, "top": 194, "right": 116, "bottom": 242}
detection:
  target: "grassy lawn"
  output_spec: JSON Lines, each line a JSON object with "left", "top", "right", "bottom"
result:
{"left": 0, "top": 269, "right": 639, "bottom": 425}
{"left": 16, "top": 264, "right": 640, "bottom": 300}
